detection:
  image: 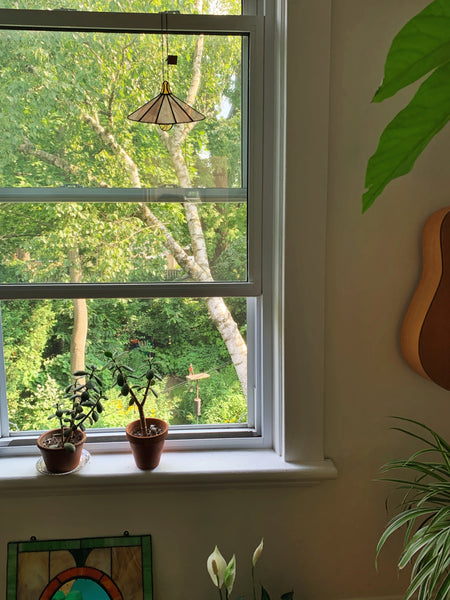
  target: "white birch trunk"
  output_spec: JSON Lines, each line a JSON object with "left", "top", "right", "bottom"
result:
{"left": 68, "top": 247, "right": 87, "bottom": 378}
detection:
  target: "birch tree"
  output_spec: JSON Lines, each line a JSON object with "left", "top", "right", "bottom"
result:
{"left": 0, "top": 0, "right": 248, "bottom": 394}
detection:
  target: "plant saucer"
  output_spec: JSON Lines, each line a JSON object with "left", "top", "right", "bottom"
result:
{"left": 36, "top": 448, "right": 91, "bottom": 475}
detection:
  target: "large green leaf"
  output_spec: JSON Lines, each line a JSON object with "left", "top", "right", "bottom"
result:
{"left": 362, "top": 61, "right": 450, "bottom": 212}
{"left": 373, "top": 0, "right": 450, "bottom": 102}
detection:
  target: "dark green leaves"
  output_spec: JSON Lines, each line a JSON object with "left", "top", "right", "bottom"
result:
{"left": 261, "top": 587, "right": 271, "bottom": 600}
{"left": 260, "top": 587, "right": 293, "bottom": 600}
{"left": 373, "top": 0, "right": 450, "bottom": 102}
{"left": 49, "top": 364, "right": 107, "bottom": 446}
{"left": 363, "top": 0, "right": 450, "bottom": 211}
{"left": 363, "top": 62, "right": 450, "bottom": 212}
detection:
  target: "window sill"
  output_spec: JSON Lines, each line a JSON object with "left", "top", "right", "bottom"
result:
{"left": 0, "top": 448, "right": 337, "bottom": 494}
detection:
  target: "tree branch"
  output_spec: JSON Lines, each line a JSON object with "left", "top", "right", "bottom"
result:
{"left": 81, "top": 112, "right": 211, "bottom": 280}
{"left": 82, "top": 112, "right": 142, "bottom": 188}
{"left": 18, "top": 137, "right": 108, "bottom": 187}
{"left": 19, "top": 138, "right": 77, "bottom": 176}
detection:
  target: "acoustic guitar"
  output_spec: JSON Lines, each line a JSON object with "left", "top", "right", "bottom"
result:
{"left": 400, "top": 207, "right": 450, "bottom": 391}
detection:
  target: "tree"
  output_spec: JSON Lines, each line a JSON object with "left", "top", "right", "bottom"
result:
{"left": 0, "top": 0, "right": 249, "bottom": 401}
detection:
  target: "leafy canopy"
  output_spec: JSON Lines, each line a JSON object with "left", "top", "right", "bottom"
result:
{"left": 0, "top": 0, "right": 249, "bottom": 430}
{"left": 363, "top": 0, "right": 450, "bottom": 212}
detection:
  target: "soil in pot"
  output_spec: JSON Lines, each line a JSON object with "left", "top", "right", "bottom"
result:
{"left": 37, "top": 428, "right": 86, "bottom": 474}
{"left": 126, "top": 418, "right": 168, "bottom": 470}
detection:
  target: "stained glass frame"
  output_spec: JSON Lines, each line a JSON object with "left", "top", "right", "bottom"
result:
{"left": 6, "top": 534, "right": 153, "bottom": 600}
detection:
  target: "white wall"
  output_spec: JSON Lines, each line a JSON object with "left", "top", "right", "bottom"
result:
{"left": 2, "top": 1, "right": 450, "bottom": 599}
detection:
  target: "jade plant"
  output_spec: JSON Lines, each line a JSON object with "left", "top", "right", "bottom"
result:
{"left": 47, "top": 364, "right": 106, "bottom": 452}
{"left": 105, "top": 349, "right": 163, "bottom": 436}
{"left": 207, "top": 539, "right": 294, "bottom": 600}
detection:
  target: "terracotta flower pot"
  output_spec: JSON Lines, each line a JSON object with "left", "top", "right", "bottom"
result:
{"left": 37, "top": 428, "right": 86, "bottom": 474}
{"left": 125, "top": 418, "right": 169, "bottom": 470}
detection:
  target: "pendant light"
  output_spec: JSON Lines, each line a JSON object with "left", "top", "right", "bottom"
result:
{"left": 128, "top": 13, "right": 205, "bottom": 131}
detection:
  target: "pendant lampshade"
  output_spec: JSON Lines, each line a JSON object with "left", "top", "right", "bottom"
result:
{"left": 128, "top": 80, "right": 205, "bottom": 131}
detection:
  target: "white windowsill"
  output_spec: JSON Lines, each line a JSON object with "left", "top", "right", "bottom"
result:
{"left": 0, "top": 448, "right": 337, "bottom": 495}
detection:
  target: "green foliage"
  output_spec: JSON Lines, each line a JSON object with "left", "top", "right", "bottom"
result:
{"left": 377, "top": 417, "right": 450, "bottom": 600}
{"left": 171, "top": 364, "right": 246, "bottom": 425}
{"left": 2, "top": 0, "right": 239, "bottom": 12}
{"left": 47, "top": 365, "right": 107, "bottom": 448}
{"left": 2, "top": 296, "right": 247, "bottom": 430}
{"left": 0, "top": 0, "right": 249, "bottom": 433}
{"left": 10, "top": 376, "right": 61, "bottom": 432}
{"left": 363, "top": 0, "right": 450, "bottom": 211}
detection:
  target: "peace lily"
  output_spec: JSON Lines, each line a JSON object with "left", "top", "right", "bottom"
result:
{"left": 252, "top": 539, "right": 264, "bottom": 599}
{"left": 207, "top": 539, "right": 293, "bottom": 600}
{"left": 207, "top": 546, "right": 227, "bottom": 589}
{"left": 252, "top": 538, "right": 264, "bottom": 567}
{"left": 207, "top": 546, "right": 236, "bottom": 600}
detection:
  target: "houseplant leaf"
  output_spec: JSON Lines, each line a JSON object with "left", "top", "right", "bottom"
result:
{"left": 377, "top": 507, "right": 439, "bottom": 559}
{"left": 377, "top": 419, "right": 450, "bottom": 600}
{"left": 362, "top": 61, "right": 450, "bottom": 212}
{"left": 373, "top": 0, "right": 450, "bottom": 102}
{"left": 434, "top": 570, "right": 450, "bottom": 600}
{"left": 261, "top": 587, "right": 271, "bottom": 600}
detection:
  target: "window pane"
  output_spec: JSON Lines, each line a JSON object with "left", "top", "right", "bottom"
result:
{"left": 0, "top": 201, "right": 247, "bottom": 284}
{"left": 0, "top": 1, "right": 242, "bottom": 14}
{"left": 0, "top": 29, "right": 244, "bottom": 189}
{"left": 1, "top": 296, "right": 248, "bottom": 432}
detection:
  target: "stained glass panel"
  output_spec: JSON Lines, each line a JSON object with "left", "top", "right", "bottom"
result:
{"left": 6, "top": 534, "right": 153, "bottom": 600}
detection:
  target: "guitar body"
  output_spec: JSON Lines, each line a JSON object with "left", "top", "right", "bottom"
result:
{"left": 400, "top": 207, "right": 450, "bottom": 391}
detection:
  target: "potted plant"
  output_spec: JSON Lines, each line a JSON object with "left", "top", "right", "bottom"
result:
{"left": 106, "top": 349, "right": 168, "bottom": 470}
{"left": 377, "top": 417, "right": 450, "bottom": 600}
{"left": 207, "top": 539, "right": 294, "bottom": 600}
{"left": 36, "top": 365, "right": 106, "bottom": 473}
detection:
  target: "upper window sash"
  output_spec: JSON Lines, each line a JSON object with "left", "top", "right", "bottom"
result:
{"left": 0, "top": 8, "right": 265, "bottom": 300}
{"left": 0, "top": 282, "right": 259, "bottom": 299}
{"left": 0, "top": 189, "right": 247, "bottom": 203}
{"left": 0, "top": 10, "right": 260, "bottom": 34}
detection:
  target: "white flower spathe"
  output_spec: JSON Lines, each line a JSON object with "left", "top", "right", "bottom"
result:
{"left": 207, "top": 546, "right": 227, "bottom": 588}
{"left": 252, "top": 538, "right": 264, "bottom": 567}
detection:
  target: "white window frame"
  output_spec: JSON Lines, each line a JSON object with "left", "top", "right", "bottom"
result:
{"left": 0, "top": 1, "right": 275, "bottom": 454}
{"left": 0, "top": 0, "right": 339, "bottom": 488}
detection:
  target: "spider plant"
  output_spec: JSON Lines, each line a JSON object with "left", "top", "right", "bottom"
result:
{"left": 377, "top": 417, "right": 450, "bottom": 600}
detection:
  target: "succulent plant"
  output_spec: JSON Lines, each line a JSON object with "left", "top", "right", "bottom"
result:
{"left": 48, "top": 364, "right": 106, "bottom": 452}
{"left": 105, "top": 350, "right": 163, "bottom": 436}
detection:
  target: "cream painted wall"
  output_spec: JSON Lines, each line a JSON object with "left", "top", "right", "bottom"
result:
{"left": 2, "top": 1, "right": 450, "bottom": 599}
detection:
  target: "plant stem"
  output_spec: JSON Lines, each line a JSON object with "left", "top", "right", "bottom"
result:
{"left": 58, "top": 413, "right": 64, "bottom": 448}
{"left": 142, "top": 375, "right": 152, "bottom": 406}
{"left": 116, "top": 363, "right": 148, "bottom": 436}
{"left": 217, "top": 575, "right": 223, "bottom": 600}
{"left": 252, "top": 565, "right": 256, "bottom": 600}
{"left": 137, "top": 401, "right": 147, "bottom": 436}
